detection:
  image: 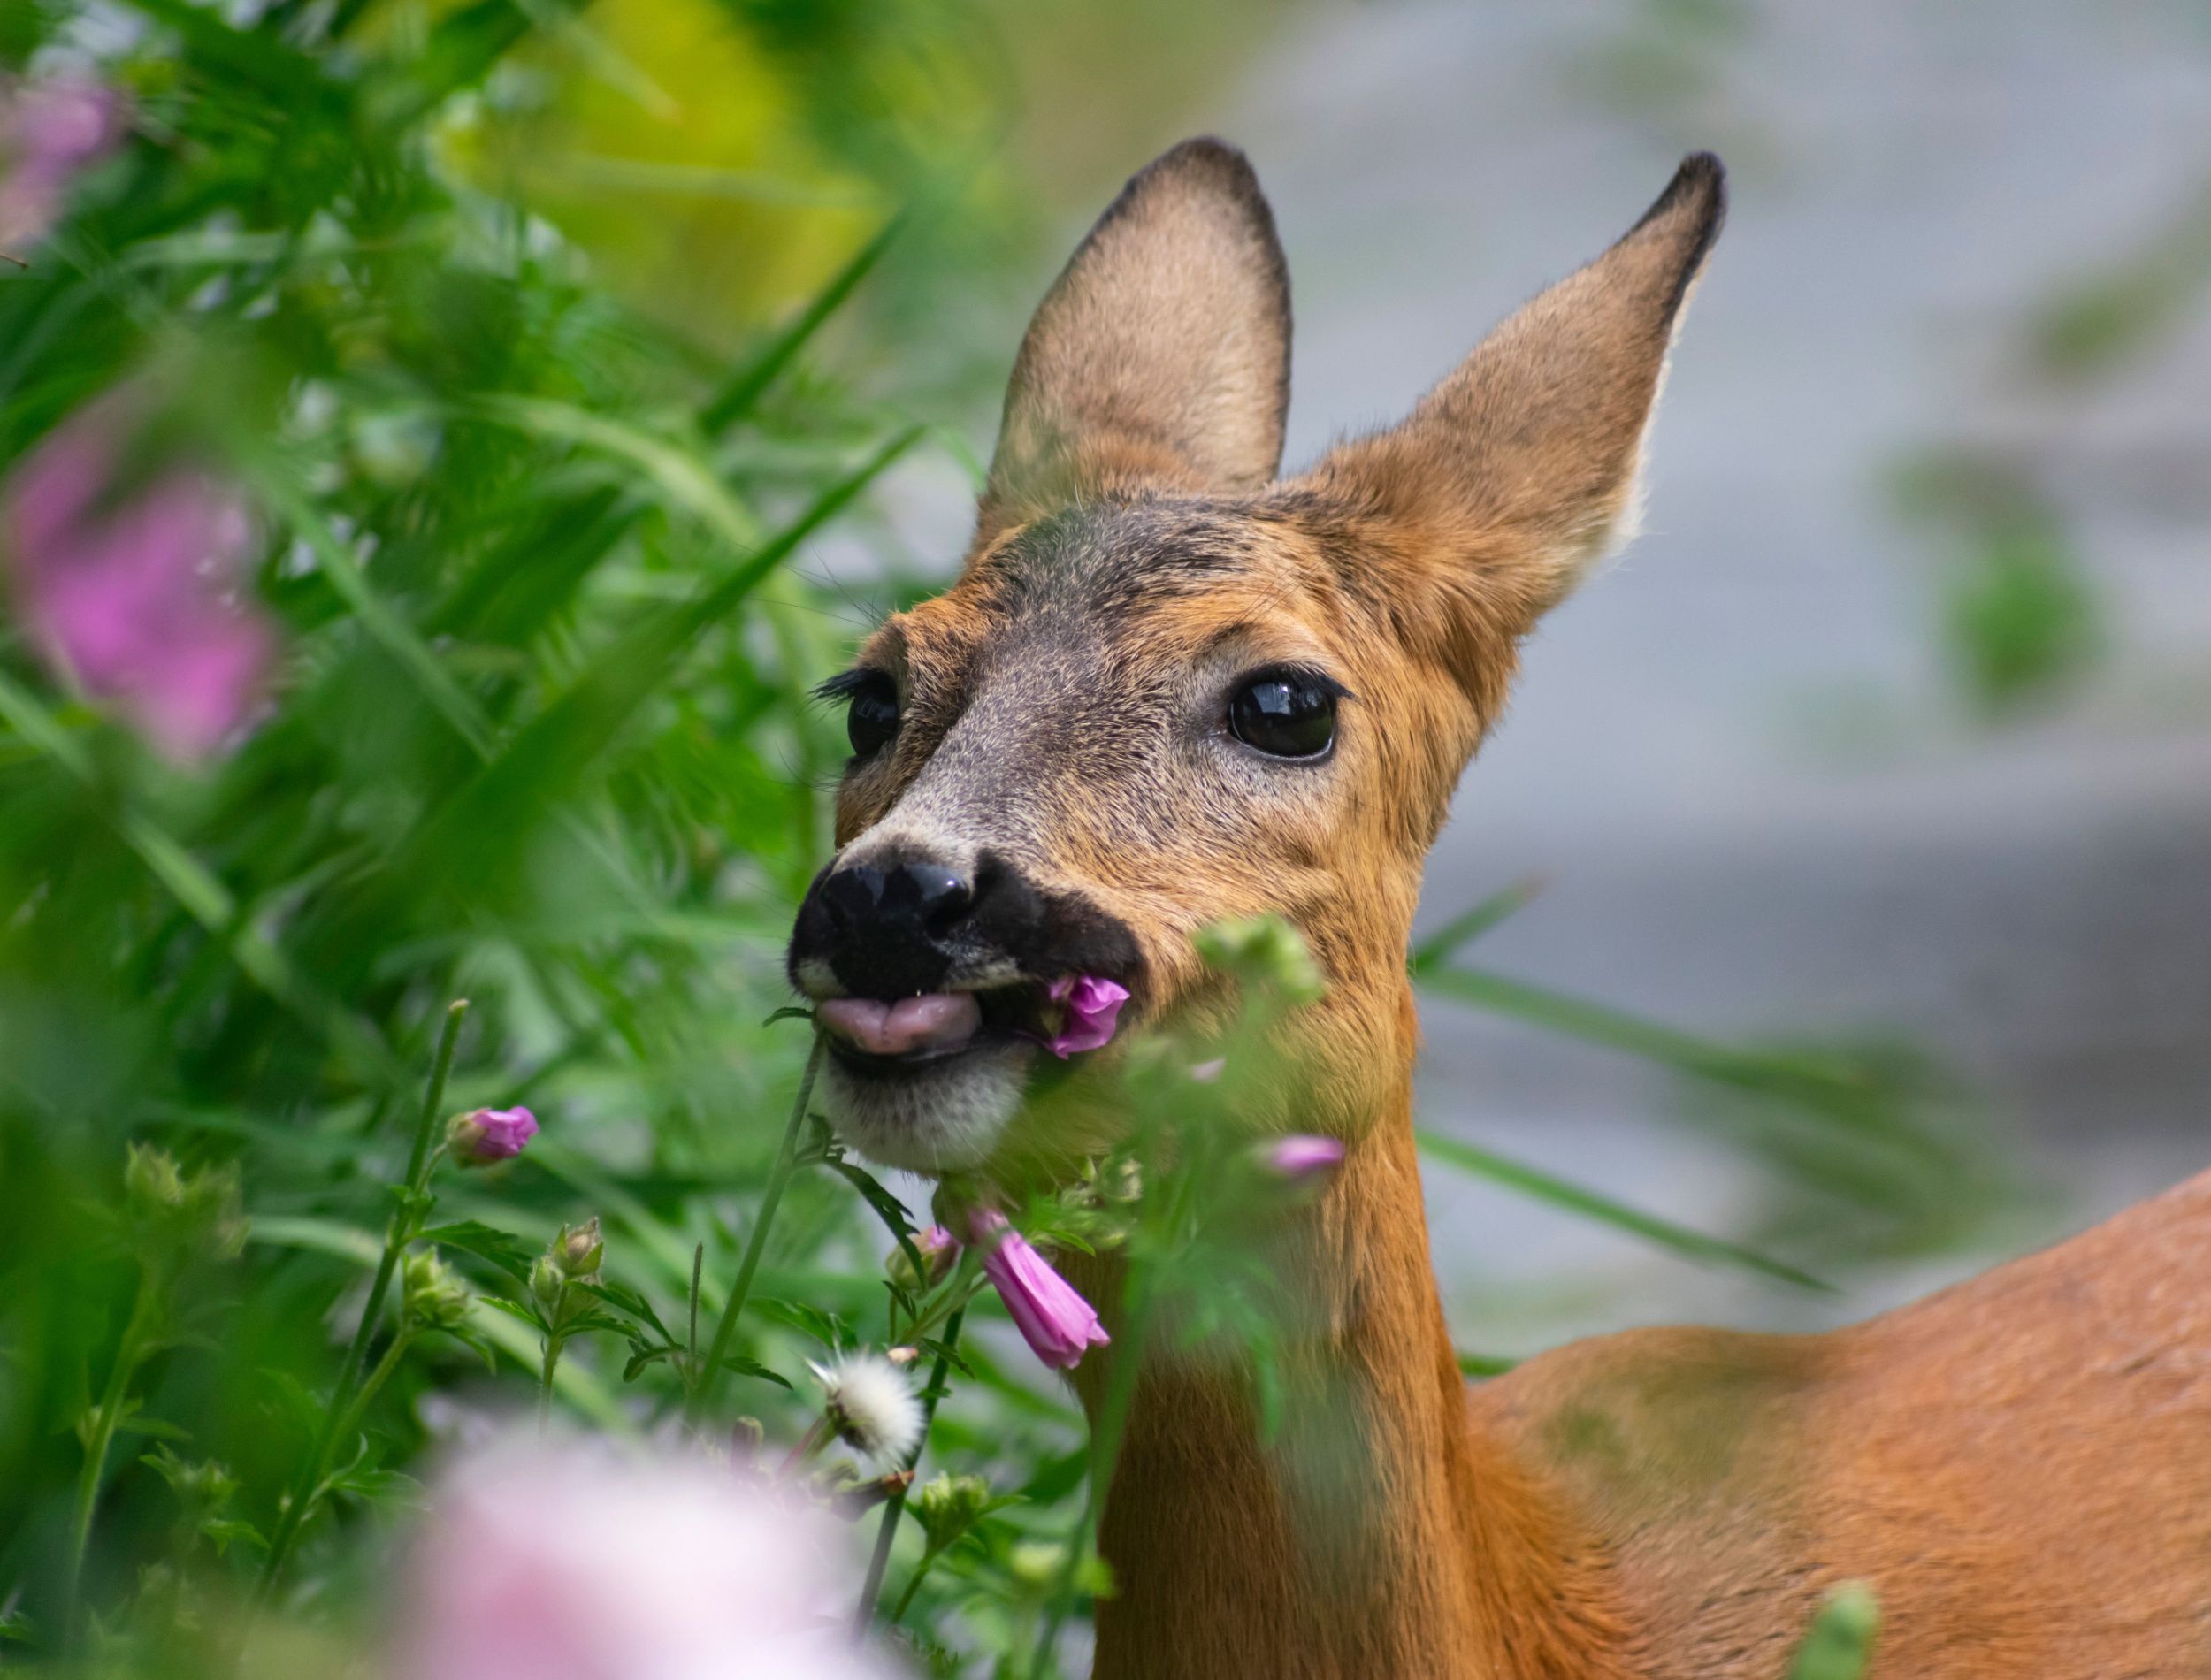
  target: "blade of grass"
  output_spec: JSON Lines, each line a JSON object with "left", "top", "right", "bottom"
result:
{"left": 1408, "top": 877, "right": 1545, "bottom": 977}
{"left": 1416, "top": 1126, "right": 1831, "bottom": 1292}
{"left": 1418, "top": 965, "right": 1886, "bottom": 1120}
{"left": 702, "top": 216, "right": 904, "bottom": 437}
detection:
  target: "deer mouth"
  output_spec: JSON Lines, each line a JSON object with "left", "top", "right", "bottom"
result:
{"left": 815, "top": 984, "right": 1058, "bottom": 1075}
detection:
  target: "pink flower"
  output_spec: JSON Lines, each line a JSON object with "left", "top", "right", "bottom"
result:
{"left": 1044, "top": 974, "right": 1129, "bottom": 1058}
{"left": 969, "top": 1208, "right": 1109, "bottom": 1372}
{"left": 1261, "top": 1134, "right": 1346, "bottom": 1182}
{"left": 1, "top": 76, "right": 123, "bottom": 251}
{"left": 446, "top": 1106, "right": 539, "bottom": 1166}
{"left": 1, "top": 398, "right": 273, "bottom": 761}
{"left": 403, "top": 1436, "right": 899, "bottom": 1680}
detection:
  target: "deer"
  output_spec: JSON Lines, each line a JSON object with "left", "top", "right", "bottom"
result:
{"left": 785, "top": 139, "right": 2211, "bottom": 1679}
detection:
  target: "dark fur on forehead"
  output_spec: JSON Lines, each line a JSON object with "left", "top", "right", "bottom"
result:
{"left": 971, "top": 499, "right": 1273, "bottom": 619}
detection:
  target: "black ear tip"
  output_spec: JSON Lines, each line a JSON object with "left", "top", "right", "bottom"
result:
{"left": 1640, "top": 150, "right": 1727, "bottom": 236}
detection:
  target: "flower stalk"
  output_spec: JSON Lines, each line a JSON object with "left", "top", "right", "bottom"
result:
{"left": 685, "top": 1035, "right": 823, "bottom": 1428}
{"left": 854, "top": 1296, "right": 969, "bottom": 1633}
{"left": 59, "top": 1266, "right": 157, "bottom": 1642}
{"left": 254, "top": 997, "right": 467, "bottom": 1602}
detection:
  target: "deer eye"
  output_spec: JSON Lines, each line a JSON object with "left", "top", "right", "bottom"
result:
{"left": 843, "top": 673, "right": 901, "bottom": 758}
{"left": 1228, "top": 668, "right": 1341, "bottom": 760}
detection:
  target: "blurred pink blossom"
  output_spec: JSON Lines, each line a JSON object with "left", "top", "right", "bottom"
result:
{"left": 1043, "top": 974, "right": 1128, "bottom": 1058}
{"left": 403, "top": 1438, "right": 901, "bottom": 1680}
{"left": 1, "top": 398, "right": 272, "bottom": 761}
{"left": 0, "top": 76, "right": 122, "bottom": 251}
{"left": 968, "top": 1208, "right": 1109, "bottom": 1372}
{"left": 1261, "top": 1134, "right": 1346, "bottom": 1183}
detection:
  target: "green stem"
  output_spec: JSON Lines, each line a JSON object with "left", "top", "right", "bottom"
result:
{"left": 538, "top": 1333, "right": 565, "bottom": 1434}
{"left": 685, "top": 1036, "right": 822, "bottom": 1428}
{"left": 255, "top": 999, "right": 467, "bottom": 1602}
{"left": 326, "top": 1328, "right": 415, "bottom": 1456}
{"left": 1029, "top": 1285, "right": 1155, "bottom": 1678}
{"left": 887, "top": 1547, "right": 938, "bottom": 1626}
{"left": 856, "top": 1302, "right": 968, "bottom": 1634}
{"left": 61, "top": 1264, "right": 159, "bottom": 1642}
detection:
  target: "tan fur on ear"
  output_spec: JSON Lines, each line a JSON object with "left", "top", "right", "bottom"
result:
{"left": 1299, "top": 153, "right": 1725, "bottom": 615}
{"left": 976, "top": 137, "right": 1293, "bottom": 546}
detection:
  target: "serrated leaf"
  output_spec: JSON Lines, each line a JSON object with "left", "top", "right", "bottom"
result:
{"left": 622, "top": 1344, "right": 681, "bottom": 1383}
{"left": 823, "top": 1157, "right": 924, "bottom": 1286}
{"left": 113, "top": 1413, "right": 192, "bottom": 1443}
{"left": 580, "top": 1280, "right": 671, "bottom": 1342}
{"left": 477, "top": 1294, "right": 550, "bottom": 1334}
{"left": 326, "top": 1459, "right": 423, "bottom": 1507}
{"left": 445, "top": 1320, "right": 503, "bottom": 1373}
{"left": 559, "top": 1310, "right": 633, "bottom": 1339}
{"left": 715, "top": 1354, "right": 790, "bottom": 1390}
{"left": 753, "top": 1297, "right": 845, "bottom": 1348}
{"left": 419, "top": 1219, "right": 536, "bottom": 1282}
{"left": 201, "top": 1516, "right": 267, "bottom": 1555}
{"left": 914, "top": 1337, "right": 973, "bottom": 1379}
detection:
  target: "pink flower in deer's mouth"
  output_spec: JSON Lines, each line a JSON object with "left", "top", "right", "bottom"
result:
{"left": 968, "top": 1208, "right": 1109, "bottom": 1371}
{"left": 1044, "top": 974, "right": 1129, "bottom": 1058}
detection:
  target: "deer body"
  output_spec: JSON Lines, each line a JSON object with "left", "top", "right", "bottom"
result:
{"left": 1080, "top": 1076, "right": 2211, "bottom": 1678}
{"left": 786, "top": 139, "right": 2211, "bottom": 1676}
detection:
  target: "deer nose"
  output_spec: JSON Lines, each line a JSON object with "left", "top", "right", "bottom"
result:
{"left": 821, "top": 860, "right": 971, "bottom": 938}
{"left": 803, "top": 857, "right": 976, "bottom": 998}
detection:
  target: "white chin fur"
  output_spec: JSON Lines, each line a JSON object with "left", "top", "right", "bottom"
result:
{"left": 818, "top": 1040, "right": 1032, "bottom": 1174}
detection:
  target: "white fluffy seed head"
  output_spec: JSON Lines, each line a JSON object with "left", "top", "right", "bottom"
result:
{"left": 809, "top": 1351, "right": 923, "bottom": 1469}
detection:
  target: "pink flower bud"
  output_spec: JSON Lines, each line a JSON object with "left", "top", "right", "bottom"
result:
{"left": 1262, "top": 1134, "right": 1345, "bottom": 1182}
{"left": 886, "top": 1224, "right": 960, "bottom": 1292}
{"left": 1043, "top": 974, "right": 1129, "bottom": 1059}
{"left": 447, "top": 1105, "right": 539, "bottom": 1166}
{"left": 969, "top": 1209, "right": 1109, "bottom": 1372}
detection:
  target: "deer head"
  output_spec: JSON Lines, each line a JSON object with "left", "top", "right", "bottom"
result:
{"left": 788, "top": 140, "right": 1724, "bottom": 1179}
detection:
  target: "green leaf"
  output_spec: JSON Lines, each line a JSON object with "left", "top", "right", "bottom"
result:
{"left": 823, "top": 1156, "right": 925, "bottom": 1287}
{"left": 715, "top": 1354, "right": 792, "bottom": 1391}
{"left": 753, "top": 1297, "right": 847, "bottom": 1348}
{"left": 477, "top": 1294, "right": 551, "bottom": 1335}
{"left": 1416, "top": 1127, "right": 1831, "bottom": 1292}
{"left": 201, "top": 1517, "right": 268, "bottom": 1556}
{"left": 914, "top": 1337, "right": 973, "bottom": 1379}
{"left": 420, "top": 1219, "right": 536, "bottom": 1282}
{"left": 622, "top": 1344, "right": 680, "bottom": 1383}
{"left": 580, "top": 1279, "right": 673, "bottom": 1343}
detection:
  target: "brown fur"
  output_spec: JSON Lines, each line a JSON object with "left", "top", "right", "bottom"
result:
{"left": 830, "top": 140, "right": 2211, "bottom": 1676}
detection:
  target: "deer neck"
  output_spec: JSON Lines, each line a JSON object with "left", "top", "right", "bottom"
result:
{"left": 1066, "top": 1066, "right": 1636, "bottom": 1679}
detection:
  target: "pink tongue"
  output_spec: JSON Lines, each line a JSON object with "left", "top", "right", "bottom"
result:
{"left": 817, "top": 993, "right": 982, "bottom": 1058}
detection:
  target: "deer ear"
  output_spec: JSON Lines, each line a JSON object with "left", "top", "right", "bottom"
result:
{"left": 1299, "top": 153, "right": 1725, "bottom": 621}
{"left": 976, "top": 137, "right": 1292, "bottom": 543}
